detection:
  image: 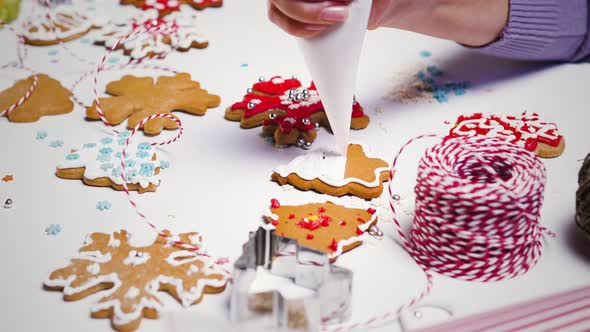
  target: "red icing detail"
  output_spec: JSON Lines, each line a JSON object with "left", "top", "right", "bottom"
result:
{"left": 131, "top": 17, "right": 178, "bottom": 35}
{"left": 319, "top": 215, "right": 332, "bottom": 227}
{"left": 367, "top": 207, "right": 376, "bottom": 214}
{"left": 270, "top": 198, "right": 280, "bottom": 209}
{"left": 328, "top": 238, "right": 338, "bottom": 251}
{"left": 306, "top": 234, "right": 314, "bottom": 240}
{"left": 271, "top": 220, "right": 278, "bottom": 226}
{"left": 356, "top": 227, "right": 364, "bottom": 235}
{"left": 318, "top": 206, "right": 326, "bottom": 213}
{"left": 448, "top": 111, "right": 562, "bottom": 151}
{"left": 357, "top": 217, "right": 365, "bottom": 223}
{"left": 142, "top": 0, "right": 222, "bottom": 13}
{"left": 339, "top": 220, "right": 347, "bottom": 226}
{"left": 297, "top": 218, "right": 322, "bottom": 231}
{"left": 288, "top": 213, "right": 295, "bottom": 219}
{"left": 253, "top": 76, "right": 302, "bottom": 95}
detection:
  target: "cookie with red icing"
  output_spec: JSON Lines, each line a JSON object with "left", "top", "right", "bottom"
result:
{"left": 120, "top": 0, "right": 222, "bottom": 17}
{"left": 226, "top": 76, "right": 370, "bottom": 148}
{"left": 448, "top": 111, "right": 565, "bottom": 158}
{"left": 264, "top": 199, "right": 378, "bottom": 262}
{"left": 272, "top": 143, "right": 390, "bottom": 199}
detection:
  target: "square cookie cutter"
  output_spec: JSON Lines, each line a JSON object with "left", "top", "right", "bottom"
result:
{"left": 230, "top": 224, "right": 353, "bottom": 331}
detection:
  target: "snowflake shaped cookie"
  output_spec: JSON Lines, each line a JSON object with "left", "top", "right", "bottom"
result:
{"left": 22, "top": 6, "right": 100, "bottom": 46}
{"left": 45, "top": 230, "right": 228, "bottom": 332}
{"left": 95, "top": 5, "right": 208, "bottom": 59}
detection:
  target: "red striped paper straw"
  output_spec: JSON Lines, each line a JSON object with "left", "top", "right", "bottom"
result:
{"left": 415, "top": 285, "right": 590, "bottom": 332}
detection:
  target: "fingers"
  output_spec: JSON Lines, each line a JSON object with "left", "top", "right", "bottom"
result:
{"left": 268, "top": 0, "right": 351, "bottom": 38}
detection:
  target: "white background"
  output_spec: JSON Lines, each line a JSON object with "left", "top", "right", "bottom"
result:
{"left": 0, "top": 0, "right": 589, "bottom": 331}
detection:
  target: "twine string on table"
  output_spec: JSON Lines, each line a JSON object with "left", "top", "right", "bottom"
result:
{"left": 322, "top": 134, "right": 554, "bottom": 332}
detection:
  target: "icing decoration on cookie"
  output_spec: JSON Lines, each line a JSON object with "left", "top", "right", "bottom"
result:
{"left": 22, "top": 6, "right": 98, "bottom": 46}
{"left": 272, "top": 143, "right": 390, "bottom": 199}
{"left": 121, "top": 0, "right": 223, "bottom": 16}
{"left": 448, "top": 111, "right": 564, "bottom": 157}
{"left": 252, "top": 75, "right": 302, "bottom": 95}
{"left": 44, "top": 230, "right": 227, "bottom": 332}
{"left": 0, "top": 74, "right": 73, "bottom": 122}
{"left": 56, "top": 133, "right": 161, "bottom": 193}
{"left": 95, "top": 5, "right": 208, "bottom": 59}
{"left": 85, "top": 73, "right": 220, "bottom": 135}
{"left": 264, "top": 200, "right": 378, "bottom": 261}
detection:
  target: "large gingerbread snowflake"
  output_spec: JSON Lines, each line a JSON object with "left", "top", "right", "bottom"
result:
{"left": 95, "top": 5, "right": 208, "bottom": 59}
{"left": 86, "top": 73, "right": 220, "bottom": 135}
{"left": 45, "top": 230, "right": 228, "bottom": 332}
{"left": 121, "top": 0, "right": 222, "bottom": 16}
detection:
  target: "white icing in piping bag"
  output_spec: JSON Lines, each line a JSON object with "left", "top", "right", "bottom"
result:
{"left": 298, "top": 0, "right": 372, "bottom": 155}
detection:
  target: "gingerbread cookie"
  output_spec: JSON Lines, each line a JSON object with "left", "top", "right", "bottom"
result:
{"left": 577, "top": 153, "right": 590, "bottom": 238}
{"left": 45, "top": 230, "right": 227, "bottom": 332}
{"left": 0, "top": 74, "right": 73, "bottom": 122}
{"left": 226, "top": 76, "right": 369, "bottom": 148}
{"left": 22, "top": 6, "right": 98, "bottom": 46}
{"left": 95, "top": 5, "right": 208, "bottom": 59}
{"left": 56, "top": 133, "right": 162, "bottom": 193}
{"left": 121, "top": 0, "right": 222, "bottom": 16}
{"left": 272, "top": 144, "right": 390, "bottom": 199}
{"left": 448, "top": 111, "right": 565, "bottom": 158}
{"left": 86, "top": 73, "right": 220, "bottom": 135}
{"left": 264, "top": 199, "right": 378, "bottom": 261}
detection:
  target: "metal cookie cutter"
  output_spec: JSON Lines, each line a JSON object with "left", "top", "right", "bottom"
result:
{"left": 230, "top": 225, "right": 353, "bottom": 331}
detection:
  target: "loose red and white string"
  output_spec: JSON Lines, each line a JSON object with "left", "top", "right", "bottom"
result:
{"left": 322, "top": 135, "right": 554, "bottom": 332}
{"left": 90, "top": 22, "right": 231, "bottom": 275}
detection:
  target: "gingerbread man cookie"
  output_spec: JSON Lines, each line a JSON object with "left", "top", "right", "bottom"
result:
{"left": 121, "top": 0, "right": 222, "bottom": 16}
{"left": 265, "top": 199, "right": 378, "bottom": 261}
{"left": 86, "top": 73, "right": 220, "bottom": 135}
{"left": 56, "top": 133, "right": 162, "bottom": 193}
{"left": 272, "top": 144, "right": 390, "bottom": 199}
{"left": 45, "top": 230, "right": 227, "bottom": 332}
{"left": 0, "top": 74, "right": 73, "bottom": 122}
{"left": 95, "top": 5, "right": 208, "bottom": 59}
{"left": 448, "top": 111, "right": 565, "bottom": 158}
{"left": 22, "top": 6, "right": 99, "bottom": 46}
{"left": 226, "top": 76, "right": 369, "bottom": 148}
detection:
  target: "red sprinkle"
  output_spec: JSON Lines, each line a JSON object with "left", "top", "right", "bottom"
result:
{"left": 270, "top": 198, "right": 280, "bottom": 209}
{"left": 297, "top": 219, "right": 322, "bottom": 231}
{"left": 306, "top": 234, "right": 314, "bottom": 240}
{"left": 288, "top": 213, "right": 295, "bottom": 219}
{"left": 318, "top": 206, "right": 326, "bottom": 213}
{"left": 319, "top": 215, "right": 332, "bottom": 226}
{"left": 357, "top": 217, "right": 365, "bottom": 223}
{"left": 271, "top": 220, "right": 278, "bottom": 226}
{"left": 328, "top": 238, "right": 338, "bottom": 251}
{"left": 367, "top": 207, "right": 376, "bottom": 214}
{"left": 339, "top": 220, "right": 347, "bottom": 226}
{"left": 356, "top": 227, "right": 364, "bottom": 235}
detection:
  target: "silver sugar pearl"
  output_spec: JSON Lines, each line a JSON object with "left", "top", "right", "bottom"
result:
{"left": 391, "top": 194, "right": 401, "bottom": 201}
{"left": 258, "top": 76, "right": 265, "bottom": 82}
{"left": 314, "top": 122, "right": 321, "bottom": 131}
{"left": 296, "top": 138, "right": 305, "bottom": 147}
{"left": 246, "top": 88, "right": 253, "bottom": 94}
{"left": 247, "top": 102, "right": 255, "bottom": 110}
{"left": 135, "top": 251, "right": 143, "bottom": 257}
{"left": 269, "top": 113, "right": 277, "bottom": 120}
{"left": 302, "top": 118, "right": 311, "bottom": 126}
{"left": 291, "top": 75, "right": 297, "bottom": 80}
{"left": 414, "top": 310, "right": 423, "bottom": 319}
{"left": 4, "top": 198, "right": 12, "bottom": 209}
{"left": 303, "top": 141, "right": 313, "bottom": 149}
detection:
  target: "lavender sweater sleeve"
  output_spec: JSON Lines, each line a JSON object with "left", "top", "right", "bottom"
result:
{"left": 477, "top": 0, "right": 590, "bottom": 62}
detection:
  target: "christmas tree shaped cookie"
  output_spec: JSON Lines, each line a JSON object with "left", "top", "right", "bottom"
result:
{"left": 45, "top": 230, "right": 228, "bottom": 332}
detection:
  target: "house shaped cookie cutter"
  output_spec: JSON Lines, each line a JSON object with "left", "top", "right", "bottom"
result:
{"left": 230, "top": 225, "right": 353, "bottom": 331}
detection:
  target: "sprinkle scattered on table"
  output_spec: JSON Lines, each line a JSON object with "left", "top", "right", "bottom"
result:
{"left": 49, "top": 140, "right": 64, "bottom": 148}
{"left": 36, "top": 131, "right": 48, "bottom": 140}
{"left": 45, "top": 224, "right": 62, "bottom": 236}
{"left": 96, "top": 200, "right": 112, "bottom": 211}
{"left": 420, "top": 50, "right": 432, "bottom": 58}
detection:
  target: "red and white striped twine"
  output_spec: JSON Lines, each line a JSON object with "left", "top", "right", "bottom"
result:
{"left": 323, "top": 134, "right": 554, "bottom": 332}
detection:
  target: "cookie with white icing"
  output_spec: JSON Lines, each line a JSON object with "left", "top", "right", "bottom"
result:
{"left": 44, "top": 230, "right": 227, "bottom": 332}
{"left": 264, "top": 199, "right": 378, "bottom": 262}
{"left": 56, "top": 133, "right": 162, "bottom": 193}
{"left": 22, "top": 6, "right": 99, "bottom": 46}
{"left": 448, "top": 111, "right": 565, "bottom": 158}
{"left": 95, "top": 5, "right": 208, "bottom": 59}
{"left": 86, "top": 73, "right": 220, "bottom": 135}
{"left": 272, "top": 144, "right": 390, "bottom": 199}
{"left": 120, "top": 0, "right": 222, "bottom": 17}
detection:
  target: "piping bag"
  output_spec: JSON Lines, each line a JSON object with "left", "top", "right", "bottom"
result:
{"left": 298, "top": 0, "right": 372, "bottom": 155}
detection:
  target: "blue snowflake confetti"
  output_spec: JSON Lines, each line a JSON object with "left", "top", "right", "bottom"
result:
{"left": 419, "top": 50, "right": 432, "bottom": 58}
{"left": 45, "top": 224, "right": 62, "bottom": 236}
{"left": 48, "top": 49, "right": 59, "bottom": 56}
{"left": 83, "top": 143, "right": 97, "bottom": 149}
{"left": 413, "top": 65, "right": 472, "bottom": 103}
{"left": 36, "top": 131, "right": 48, "bottom": 140}
{"left": 426, "top": 66, "right": 443, "bottom": 77}
{"left": 49, "top": 140, "right": 64, "bottom": 148}
{"left": 66, "top": 153, "right": 80, "bottom": 161}
{"left": 96, "top": 200, "right": 112, "bottom": 211}
{"left": 159, "top": 160, "right": 170, "bottom": 170}
{"left": 240, "top": 63, "right": 249, "bottom": 68}
{"left": 108, "top": 57, "right": 120, "bottom": 64}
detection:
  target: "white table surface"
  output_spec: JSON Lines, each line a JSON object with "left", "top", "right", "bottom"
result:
{"left": 1, "top": 1, "right": 590, "bottom": 331}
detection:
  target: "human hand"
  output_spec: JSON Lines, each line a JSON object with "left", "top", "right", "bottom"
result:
{"left": 268, "top": 0, "right": 509, "bottom": 47}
